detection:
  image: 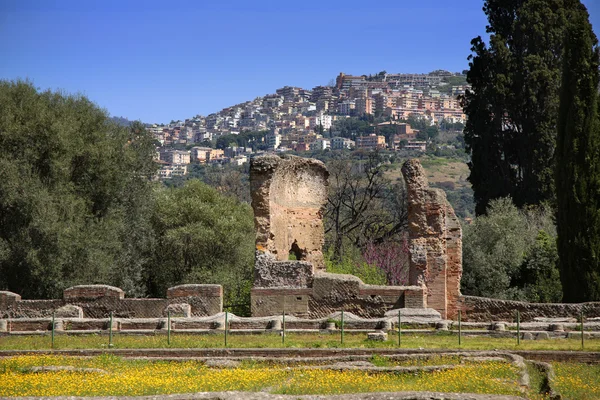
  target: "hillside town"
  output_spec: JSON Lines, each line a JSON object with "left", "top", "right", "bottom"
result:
{"left": 152, "top": 70, "right": 469, "bottom": 178}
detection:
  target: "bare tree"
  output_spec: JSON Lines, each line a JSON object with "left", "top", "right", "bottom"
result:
{"left": 324, "top": 151, "right": 407, "bottom": 261}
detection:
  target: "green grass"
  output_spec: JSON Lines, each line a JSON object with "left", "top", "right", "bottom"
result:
{"left": 0, "top": 353, "right": 597, "bottom": 398}
{"left": 553, "top": 362, "right": 600, "bottom": 400}
{"left": 0, "top": 354, "right": 529, "bottom": 397}
{"left": 1, "top": 332, "right": 599, "bottom": 352}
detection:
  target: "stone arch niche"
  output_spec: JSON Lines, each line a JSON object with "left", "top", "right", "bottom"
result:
{"left": 250, "top": 154, "right": 329, "bottom": 270}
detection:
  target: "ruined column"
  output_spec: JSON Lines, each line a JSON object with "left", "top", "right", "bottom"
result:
{"left": 401, "top": 159, "right": 463, "bottom": 319}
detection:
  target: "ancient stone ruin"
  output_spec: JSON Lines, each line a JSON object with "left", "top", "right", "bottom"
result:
{"left": 250, "top": 154, "right": 329, "bottom": 270}
{"left": 402, "top": 159, "right": 463, "bottom": 319}
{"left": 249, "top": 155, "right": 427, "bottom": 318}
{"left": 2, "top": 156, "right": 598, "bottom": 337}
{"left": 249, "top": 155, "right": 464, "bottom": 319}
{"left": 0, "top": 284, "right": 223, "bottom": 319}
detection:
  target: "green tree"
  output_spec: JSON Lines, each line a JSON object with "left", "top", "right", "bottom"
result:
{"left": 462, "top": 198, "right": 561, "bottom": 300}
{"left": 462, "top": 0, "right": 570, "bottom": 215}
{"left": 521, "top": 230, "right": 562, "bottom": 303}
{"left": 555, "top": 2, "right": 600, "bottom": 302}
{"left": 145, "top": 180, "right": 254, "bottom": 314}
{"left": 0, "top": 80, "right": 157, "bottom": 298}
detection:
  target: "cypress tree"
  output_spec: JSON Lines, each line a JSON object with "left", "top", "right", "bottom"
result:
{"left": 462, "top": 0, "right": 568, "bottom": 215}
{"left": 556, "top": 2, "right": 600, "bottom": 302}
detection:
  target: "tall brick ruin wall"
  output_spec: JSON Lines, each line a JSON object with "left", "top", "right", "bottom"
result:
{"left": 250, "top": 154, "right": 328, "bottom": 270}
{"left": 249, "top": 155, "right": 426, "bottom": 318}
{"left": 0, "top": 284, "right": 222, "bottom": 319}
{"left": 402, "top": 159, "right": 463, "bottom": 320}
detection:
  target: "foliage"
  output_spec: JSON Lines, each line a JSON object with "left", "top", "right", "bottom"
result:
{"left": 215, "top": 130, "right": 268, "bottom": 151}
{"left": 461, "top": 0, "right": 570, "bottom": 215}
{"left": 416, "top": 125, "right": 439, "bottom": 141}
{"left": 362, "top": 239, "right": 409, "bottom": 285}
{"left": 462, "top": 198, "right": 561, "bottom": 301}
{"left": 0, "top": 80, "right": 157, "bottom": 298}
{"left": 331, "top": 117, "right": 373, "bottom": 139}
{"left": 555, "top": 2, "right": 600, "bottom": 302}
{"left": 145, "top": 180, "right": 254, "bottom": 314}
{"left": 521, "top": 231, "right": 562, "bottom": 302}
{"left": 324, "top": 151, "right": 407, "bottom": 261}
{"left": 324, "top": 246, "right": 387, "bottom": 285}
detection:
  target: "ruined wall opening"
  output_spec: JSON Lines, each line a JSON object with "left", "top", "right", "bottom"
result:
{"left": 289, "top": 240, "right": 306, "bottom": 261}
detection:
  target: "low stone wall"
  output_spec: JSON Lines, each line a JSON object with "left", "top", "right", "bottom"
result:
{"left": 459, "top": 295, "right": 600, "bottom": 322}
{"left": 0, "top": 284, "right": 222, "bottom": 319}
{"left": 252, "top": 266, "right": 425, "bottom": 318}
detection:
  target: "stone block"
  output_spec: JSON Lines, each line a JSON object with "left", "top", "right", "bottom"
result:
{"left": 536, "top": 332, "right": 550, "bottom": 340}
{"left": 63, "top": 285, "right": 124, "bottom": 301}
{"left": 550, "top": 323, "right": 565, "bottom": 332}
{"left": 52, "top": 319, "right": 64, "bottom": 331}
{"left": 55, "top": 305, "right": 83, "bottom": 318}
{"left": 167, "top": 284, "right": 222, "bottom": 299}
{"left": 402, "top": 159, "right": 462, "bottom": 320}
{"left": 404, "top": 287, "right": 426, "bottom": 308}
{"left": 521, "top": 332, "right": 534, "bottom": 340}
{"left": 436, "top": 321, "right": 449, "bottom": 331}
{"left": 251, "top": 288, "right": 311, "bottom": 317}
{"left": 567, "top": 331, "right": 592, "bottom": 339}
{"left": 0, "top": 291, "right": 21, "bottom": 311}
{"left": 269, "top": 319, "right": 282, "bottom": 330}
{"left": 367, "top": 331, "right": 388, "bottom": 341}
{"left": 163, "top": 303, "right": 191, "bottom": 318}
{"left": 312, "top": 272, "right": 361, "bottom": 300}
{"left": 492, "top": 322, "right": 507, "bottom": 331}
{"left": 250, "top": 155, "right": 329, "bottom": 271}
{"left": 0, "top": 320, "right": 7, "bottom": 332}
{"left": 254, "top": 253, "right": 314, "bottom": 288}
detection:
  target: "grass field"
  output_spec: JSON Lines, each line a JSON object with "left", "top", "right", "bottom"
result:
{"left": 0, "top": 354, "right": 533, "bottom": 397}
{"left": 0, "top": 354, "right": 597, "bottom": 398}
{"left": 1, "top": 331, "right": 599, "bottom": 351}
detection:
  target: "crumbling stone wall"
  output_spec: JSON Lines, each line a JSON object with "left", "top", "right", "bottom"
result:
{"left": 251, "top": 258, "right": 425, "bottom": 318}
{"left": 0, "top": 284, "right": 222, "bottom": 319}
{"left": 459, "top": 295, "right": 600, "bottom": 322}
{"left": 250, "top": 154, "right": 329, "bottom": 270}
{"left": 250, "top": 155, "right": 425, "bottom": 318}
{"left": 402, "top": 159, "right": 463, "bottom": 319}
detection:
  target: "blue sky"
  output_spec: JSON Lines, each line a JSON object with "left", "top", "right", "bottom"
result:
{"left": 1, "top": 0, "right": 599, "bottom": 124}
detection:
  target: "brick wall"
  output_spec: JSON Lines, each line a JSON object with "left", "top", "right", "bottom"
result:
{"left": 459, "top": 295, "right": 600, "bottom": 322}
{"left": 0, "top": 284, "right": 223, "bottom": 319}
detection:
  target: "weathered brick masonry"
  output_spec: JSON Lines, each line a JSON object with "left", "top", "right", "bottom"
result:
{"left": 402, "top": 159, "right": 463, "bottom": 320}
{"left": 0, "top": 284, "right": 222, "bottom": 319}
{"left": 250, "top": 155, "right": 426, "bottom": 318}
{"left": 459, "top": 295, "right": 600, "bottom": 322}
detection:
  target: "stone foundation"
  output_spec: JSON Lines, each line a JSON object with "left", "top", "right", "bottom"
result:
{"left": 459, "top": 295, "right": 600, "bottom": 322}
{"left": 0, "top": 284, "right": 222, "bottom": 319}
{"left": 251, "top": 254, "right": 425, "bottom": 318}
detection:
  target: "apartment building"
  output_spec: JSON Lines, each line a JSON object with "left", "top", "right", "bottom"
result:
{"left": 331, "top": 137, "right": 355, "bottom": 150}
{"left": 356, "top": 134, "right": 386, "bottom": 150}
{"left": 160, "top": 149, "right": 191, "bottom": 165}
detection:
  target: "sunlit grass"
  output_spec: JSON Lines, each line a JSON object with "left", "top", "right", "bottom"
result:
{"left": 1, "top": 331, "right": 599, "bottom": 351}
{"left": 553, "top": 362, "right": 600, "bottom": 400}
{"left": 0, "top": 354, "right": 529, "bottom": 397}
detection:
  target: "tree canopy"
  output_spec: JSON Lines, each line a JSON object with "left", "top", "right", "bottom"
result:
{"left": 555, "top": 1, "right": 600, "bottom": 302}
{"left": 462, "top": 0, "right": 569, "bottom": 215}
{"left": 0, "top": 80, "right": 157, "bottom": 298}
